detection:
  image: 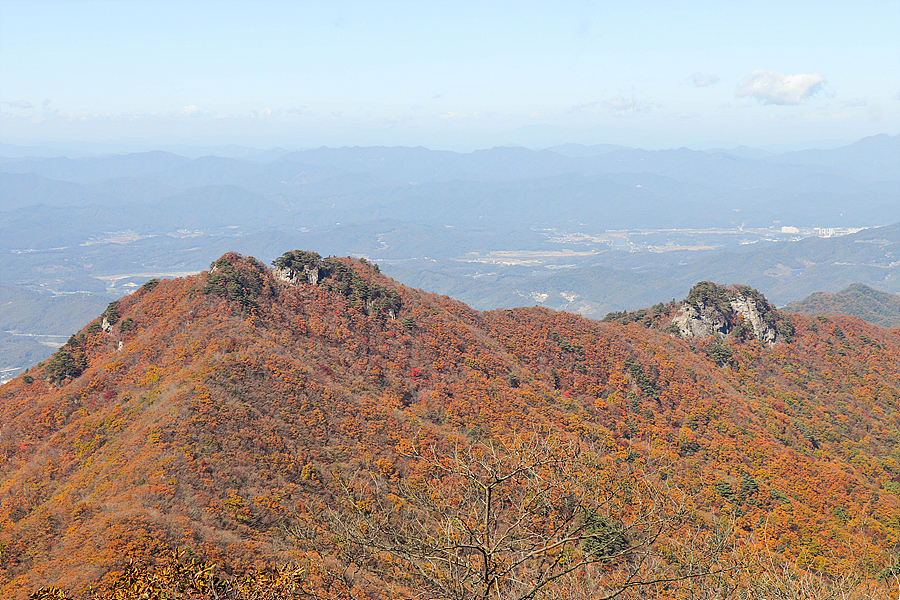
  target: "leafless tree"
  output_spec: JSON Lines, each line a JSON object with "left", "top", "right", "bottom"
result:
{"left": 303, "top": 431, "right": 739, "bottom": 600}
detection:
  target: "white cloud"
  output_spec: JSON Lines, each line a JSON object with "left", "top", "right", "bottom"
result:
{"left": 690, "top": 73, "right": 720, "bottom": 87}
{"left": 3, "top": 100, "right": 33, "bottom": 108}
{"left": 736, "top": 70, "right": 826, "bottom": 105}
{"left": 180, "top": 105, "right": 201, "bottom": 117}
{"left": 251, "top": 108, "right": 273, "bottom": 117}
{"left": 603, "top": 97, "right": 652, "bottom": 116}
{"left": 842, "top": 98, "right": 867, "bottom": 108}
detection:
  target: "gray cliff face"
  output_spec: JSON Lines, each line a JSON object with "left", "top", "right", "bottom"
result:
{"left": 672, "top": 303, "right": 730, "bottom": 338}
{"left": 273, "top": 265, "right": 320, "bottom": 286}
{"left": 729, "top": 295, "right": 777, "bottom": 344}
{"left": 273, "top": 266, "right": 297, "bottom": 285}
{"left": 672, "top": 292, "right": 778, "bottom": 344}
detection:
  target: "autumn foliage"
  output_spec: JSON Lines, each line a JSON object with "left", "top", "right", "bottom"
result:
{"left": 2, "top": 251, "right": 900, "bottom": 598}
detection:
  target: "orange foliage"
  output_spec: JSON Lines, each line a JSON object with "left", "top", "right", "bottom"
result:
{"left": 1, "top": 253, "right": 899, "bottom": 596}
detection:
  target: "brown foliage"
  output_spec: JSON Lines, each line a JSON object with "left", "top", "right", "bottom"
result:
{"left": 0, "top": 252, "right": 899, "bottom": 597}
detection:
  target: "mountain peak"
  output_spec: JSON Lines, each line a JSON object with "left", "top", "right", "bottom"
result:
{"left": 672, "top": 281, "right": 785, "bottom": 344}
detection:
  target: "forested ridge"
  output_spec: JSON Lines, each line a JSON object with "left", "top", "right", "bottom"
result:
{"left": 783, "top": 283, "right": 900, "bottom": 328}
{"left": 2, "top": 251, "right": 900, "bottom": 598}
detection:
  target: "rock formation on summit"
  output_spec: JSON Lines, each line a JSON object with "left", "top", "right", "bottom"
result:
{"left": 672, "top": 281, "right": 783, "bottom": 344}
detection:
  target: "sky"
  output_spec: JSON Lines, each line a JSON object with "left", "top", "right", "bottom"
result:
{"left": 1, "top": 0, "right": 898, "bottom": 152}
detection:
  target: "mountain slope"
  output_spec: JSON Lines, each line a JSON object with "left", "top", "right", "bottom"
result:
{"left": 783, "top": 283, "right": 900, "bottom": 328}
{"left": 1, "top": 253, "right": 900, "bottom": 597}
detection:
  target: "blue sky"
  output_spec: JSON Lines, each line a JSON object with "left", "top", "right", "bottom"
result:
{"left": 1, "top": 0, "right": 898, "bottom": 151}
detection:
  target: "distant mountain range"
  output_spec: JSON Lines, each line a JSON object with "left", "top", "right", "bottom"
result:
{"left": 2, "top": 134, "right": 897, "bottom": 226}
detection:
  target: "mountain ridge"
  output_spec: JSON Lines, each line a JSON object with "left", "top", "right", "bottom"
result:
{"left": 2, "top": 251, "right": 900, "bottom": 597}
{"left": 783, "top": 283, "right": 900, "bottom": 328}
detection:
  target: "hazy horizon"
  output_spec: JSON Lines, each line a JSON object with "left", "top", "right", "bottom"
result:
{"left": 0, "top": 132, "right": 892, "bottom": 160}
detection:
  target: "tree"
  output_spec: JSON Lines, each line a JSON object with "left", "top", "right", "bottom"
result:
{"left": 702, "top": 335, "right": 733, "bottom": 367}
{"left": 305, "top": 431, "right": 737, "bottom": 600}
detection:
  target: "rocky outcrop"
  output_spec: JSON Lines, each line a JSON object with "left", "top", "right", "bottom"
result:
{"left": 730, "top": 295, "right": 777, "bottom": 344}
{"left": 270, "top": 250, "right": 402, "bottom": 319}
{"left": 671, "top": 282, "right": 780, "bottom": 344}
{"left": 272, "top": 266, "right": 296, "bottom": 284}
{"left": 273, "top": 264, "right": 320, "bottom": 286}
{"left": 672, "top": 302, "right": 730, "bottom": 338}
